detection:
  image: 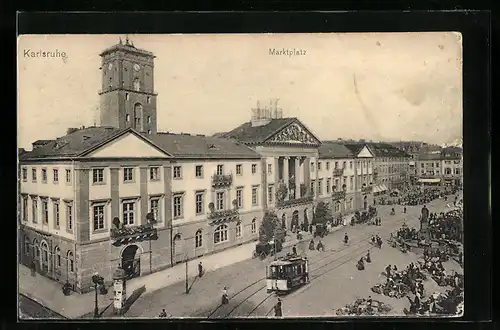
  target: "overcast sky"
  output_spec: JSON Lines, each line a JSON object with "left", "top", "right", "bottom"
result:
{"left": 18, "top": 33, "right": 462, "bottom": 150}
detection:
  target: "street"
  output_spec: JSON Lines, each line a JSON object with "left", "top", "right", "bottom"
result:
{"left": 18, "top": 294, "right": 66, "bottom": 319}
{"left": 126, "top": 195, "right": 460, "bottom": 318}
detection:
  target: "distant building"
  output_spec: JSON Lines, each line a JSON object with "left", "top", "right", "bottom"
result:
{"left": 416, "top": 147, "right": 462, "bottom": 187}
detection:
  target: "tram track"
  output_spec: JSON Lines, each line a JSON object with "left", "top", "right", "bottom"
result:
{"left": 208, "top": 231, "right": 377, "bottom": 318}
{"left": 213, "top": 214, "right": 412, "bottom": 318}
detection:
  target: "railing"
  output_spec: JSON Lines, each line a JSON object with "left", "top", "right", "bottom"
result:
{"left": 211, "top": 174, "right": 233, "bottom": 188}
{"left": 110, "top": 224, "right": 158, "bottom": 246}
{"left": 332, "top": 168, "right": 344, "bottom": 176}
{"left": 331, "top": 191, "right": 346, "bottom": 200}
{"left": 277, "top": 195, "right": 313, "bottom": 208}
{"left": 207, "top": 208, "right": 239, "bottom": 220}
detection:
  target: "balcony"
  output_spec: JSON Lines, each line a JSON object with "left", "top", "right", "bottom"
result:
{"left": 211, "top": 174, "right": 233, "bottom": 188}
{"left": 277, "top": 195, "right": 314, "bottom": 208}
{"left": 361, "top": 186, "right": 373, "bottom": 194}
{"left": 110, "top": 224, "right": 158, "bottom": 247}
{"left": 332, "top": 168, "right": 344, "bottom": 176}
{"left": 331, "top": 191, "right": 346, "bottom": 200}
{"left": 208, "top": 209, "right": 239, "bottom": 225}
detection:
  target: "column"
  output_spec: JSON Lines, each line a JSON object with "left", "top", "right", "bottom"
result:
{"left": 283, "top": 157, "right": 289, "bottom": 200}
{"left": 294, "top": 157, "right": 300, "bottom": 200}
{"left": 274, "top": 157, "right": 279, "bottom": 183}
{"left": 304, "top": 158, "right": 311, "bottom": 196}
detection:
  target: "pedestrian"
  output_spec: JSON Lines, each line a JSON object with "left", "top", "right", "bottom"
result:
{"left": 221, "top": 286, "right": 229, "bottom": 305}
{"left": 198, "top": 262, "right": 203, "bottom": 278}
{"left": 30, "top": 260, "right": 36, "bottom": 277}
{"left": 316, "top": 240, "right": 324, "bottom": 252}
{"left": 292, "top": 245, "right": 297, "bottom": 255}
{"left": 403, "top": 207, "right": 407, "bottom": 214}
{"left": 344, "top": 233, "right": 349, "bottom": 245}
{"left": 366, "top": 250, "right": 371, "bottom": 263}
{"left": 274, "top": 298, "right": 283, "bottom": 317}
{"left": 309, "top": 224, "right": 313, "bottom": 234}
{"left": 159, "top": 309, "right": 167, "bottom": 318}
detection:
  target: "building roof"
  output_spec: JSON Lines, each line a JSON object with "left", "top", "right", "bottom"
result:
{"left": 342, "top": 143, "right": 365, "bottom": 155}
{"left": 223, "top": 117, "right": 296, "bottom": 144}
{"left": 366, "top": 143, "right": 411, "bottom": 158}
{"left": 20, "top": 126, "right": 124, "bottom": 160}
{"left": 21, "top": 126, "right": 261, "bottom": 161}
{"left": 418, "top": 153, "right": 443, "bottom": 161}
{"left": 318, "top": 142, "right": 354, "bottom": 159}
{"left": 148, "top": 133, "right": 261, "bottom": 159}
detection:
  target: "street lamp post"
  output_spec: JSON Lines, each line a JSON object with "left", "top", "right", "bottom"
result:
{"left": 92, "top": 272, "right": 104, "bottom": 318}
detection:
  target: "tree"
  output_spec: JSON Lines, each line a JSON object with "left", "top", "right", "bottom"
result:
{"left": 259, "top": 211, "right": 280, "bottom": 243}
{"left": 312, "top": 201, "right": 331, "bottom": 225}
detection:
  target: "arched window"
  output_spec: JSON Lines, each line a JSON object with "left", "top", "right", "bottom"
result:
{"left": 32, "top": 239, "right": 39, "bottom": 259}
{"left": 195, "top": 230, "right": 203, "bottom": 248}
{"left": 251, "top": 218, "right": 257, "bottom": 234}
{"left": 41, "top": 241, "right": 49, "bottom": 264}
{"left": 67, "top": 251, "right": 74, "bottom": 272}
{"left": 54, "top": 246, "right": 61, "bottom": 268}
{"left": 235, "top": 222, "right": 242, "bottom": 238}
{"left": 214, "top": 224, "right": 228, "bottom": 244}
{"left": 133, "top": 103, "right": 143, "bottom": 130}
{"left": 126, "top": 114, "right": 130, "bottom": 122}
{"left": 133, "top": 78, "right": 141, "bottom": 91}
{"left": 24, "top": 236, "right": 30, "bottom": 256}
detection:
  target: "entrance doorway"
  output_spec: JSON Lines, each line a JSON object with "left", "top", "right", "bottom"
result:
{"left": 363, "top": 196, "right": 368, "bottom": 210}
{"left": 121, "top": 245, "right": 140, "bottom": 279}
{"left": 173, "top": 234, "right": 185, "bottom": 264}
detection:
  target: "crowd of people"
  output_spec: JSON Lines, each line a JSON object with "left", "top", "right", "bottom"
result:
{"left": 336, "top": 297, "right": 393, "bottom": 316}
{"left": 371, "top": 263, "right": 427, "bottom": 299}
{"left": 428, "top": 208, "right": 463, "bottom": 242}
{"left": 350, "top": 206, "right": 378, "bottom": 225}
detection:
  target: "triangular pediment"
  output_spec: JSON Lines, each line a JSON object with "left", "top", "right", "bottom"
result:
{"left": 357, "top": 146, "right": 374, "bottom": 158}
{"left": 265, "top": 120, "right": 321, "bottom": 145}
{"left": 84, "top": 132, "right": 170, "bottom": 159}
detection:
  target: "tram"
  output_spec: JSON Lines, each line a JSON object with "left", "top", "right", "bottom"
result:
{"left": 266, "top": 255, "right": 309, "bottom": 294}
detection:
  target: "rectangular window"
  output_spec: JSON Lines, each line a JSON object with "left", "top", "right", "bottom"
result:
{"left": 236, "top": 188, "right": 243, "bottom": 208}
{"left": 122, "top": 202, "right": 135, "bottom": 226}
{"left": 267, "top": 164, "right": 272, "bottom": 175}
{"left": 268, "top": 185, "right": 274, "bottom": 203}
{"left": 326, "top": 162, "right": 330, "bottom": 170}
{"left": 216, "top": 192, "right": 225, "bottom": 211}
{"left": 42, "top": 199, "right": 48, "bottom": 224}
{"left": 195, "top": 165, "right": 203, "bottom": 178}
{"left": 195, "top": 192, "right": 204, "bottom": 215}
{"left": 217, "top": 165, "right": 224, "bottom": 175}
{"left": 251, "top": 164, "right": 257, "bottom": 174}
{"left": 421, "top": 163, "right": 425, "bottom": 168}
{"left": 150, "top": 198, "right": 161, "bottom": 223}
{"left": 343, "top": 161, "right": 347, "bottom": 169}
{"left": 22, "top": 168, "right": 27, "bottom": 181}
{"left": 436, "top": 162, "right": 440, "bottom": 168}
{"left": 334, "top": 161, "right": 338, "bottom": 169}
{"left": 32, "top": 198, "right": 38, "bottom": 223}
{"left": 173, "top": 166, "right": 182, "bottom": 179}
{"left": 317, "top": 162, "right": 321, "bottom": 170}
{"left": 66, "top": 203, "right": 73, "bottom": 230}
{"left": 65, "top": 169, "right": 71, "bottom": 183}
{"left": 236, "top": 224, "right": 242, "bottom": 238}
{"left": 326, "top": 179, "right": 331, "bottom": 194}
{"left": 252, "top": 186, "right": 258, "bottom": 206}
{"left": 41, "top": 169, "right": 47, "bottom": 183}
{"left": 455, "top": 168, "right": 461, "bottom": 175}
{"left": 53, "top": 169, "right": 59, "bottom": 183}
{"left": 350, "top": 161, "right": 353, "bottom": 169}
{"left": 236, "top": 164, "right": 242, "bottom": 175}
{"left": 53, "top": 202, "right": 60, "bottom": 227}
{"left": 311, "top": 181, "right": 315, "bottom": 195}
{"left": 22, "top": 197, "right": 28, "bottom": 221}
{"left": 173, "top": 195, "right": 183, "bottom": 218}
{"left": 92, "top": 168, "right": 104, "bottom": 183}
{"left": 150, "top": 167, "right": 160, "bottom": 181}
{"left": 350, "top": 177, "right": 354, "bottom": 190}
{"left": 123, "top": 168, "right": 134, "bottom": 182}
{"left": 93, "top": 204, "right": 105, "bottom": 230}
{"left": 318, "top": 179, "right": 322, "bottom": 195}
{"left": 310, "top": 162, "right": 314, "bottom": 172}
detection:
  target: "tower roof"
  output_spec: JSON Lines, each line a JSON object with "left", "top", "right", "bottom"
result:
{"left": 99, "top": 37, "right": 154, "bottom": 58}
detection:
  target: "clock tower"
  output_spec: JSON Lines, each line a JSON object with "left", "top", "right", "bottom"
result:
{"left": 99, "top": 37, "right": 157, "bottom": 134}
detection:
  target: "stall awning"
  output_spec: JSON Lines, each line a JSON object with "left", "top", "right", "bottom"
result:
{"left": 373, "top": 186, "right": 380, "bottom": 193}
{"left": 409, "top": 161, "right": 415, "bottom": 166}
{"left": 380, "top": 184, "right": 388, "bottom": 192}
{"left": 418, "top": 178, "right": 441, "bottom": 183}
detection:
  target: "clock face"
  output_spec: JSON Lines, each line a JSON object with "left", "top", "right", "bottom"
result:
{"left": 108, "top": 63, "right": 113, "bottom": 70}
{"left": 133, "top": 64, "right": 141, "bottom": 71}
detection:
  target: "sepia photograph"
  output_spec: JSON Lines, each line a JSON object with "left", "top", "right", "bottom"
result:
{"left": 17, "top": 33, "right": 463, "bottom": 319}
